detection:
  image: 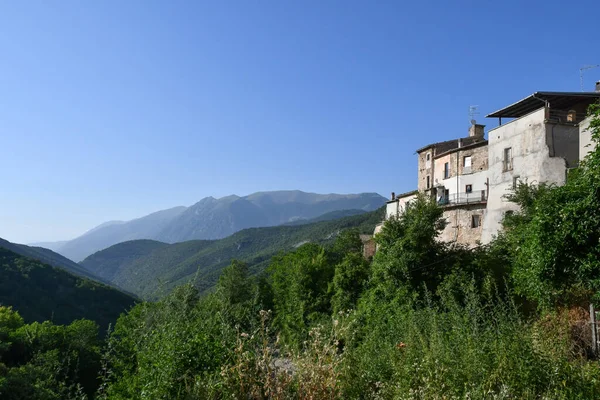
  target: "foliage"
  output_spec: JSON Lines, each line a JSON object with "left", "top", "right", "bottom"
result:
{"left": 269, "top": 243, "right": 333, "bottom": 347}
{"left": 0, "top": 247, "right": 135, "bottom": 332}
{"left": 0, "top": 306, "right": 102, "bottom": 400}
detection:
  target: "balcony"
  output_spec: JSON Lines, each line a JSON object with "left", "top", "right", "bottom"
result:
{"left": 438, "top": 190, "right": 487, "bottom": 207}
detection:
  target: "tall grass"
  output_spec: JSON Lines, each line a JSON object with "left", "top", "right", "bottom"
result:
{"left": 341, "top": 284, "right": 600, "bottom": 399}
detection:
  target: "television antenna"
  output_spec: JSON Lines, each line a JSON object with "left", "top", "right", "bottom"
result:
{"left": 580, "top": 64, "right": 600, "bottom": 91}
{"left": 469, "top": 105, "right": 479, "bottom": 124}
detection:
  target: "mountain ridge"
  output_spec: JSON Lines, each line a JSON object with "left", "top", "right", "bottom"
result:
{"left": 45, "top": 191, "right": 386, "bottom": 261}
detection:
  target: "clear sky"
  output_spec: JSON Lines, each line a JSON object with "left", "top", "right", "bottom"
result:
{"left": 1, "top": 0, "right": 599, "bottom": 244}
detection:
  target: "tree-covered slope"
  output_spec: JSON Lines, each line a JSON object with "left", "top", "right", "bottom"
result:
{"left": 0, "top": 237, "right": 100, "bottom": 281}
{"left": 82, "top": 207, "right": 384, "bottom": 299}
{"left": 80, "top": 239, "right": 169, "bottom": 282}
{"left": 0, "top": 247, "right": 136, "bottom": 331}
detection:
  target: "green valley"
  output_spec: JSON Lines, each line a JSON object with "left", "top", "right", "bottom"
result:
{"left": 81, "top": 207, "right": 385, "bottom": 298}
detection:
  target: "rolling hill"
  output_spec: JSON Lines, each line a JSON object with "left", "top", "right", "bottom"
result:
{"left": 0, "top": 237, "right": 101, "bottom": 281}
{"left": 81, "top": 207, "right": 385, "bottom": 299}
{"left": 43, "top": 191, "right": 386, "bottom": 262}
{"left": 0, "top": 246, "right": 136, "bottom": 331}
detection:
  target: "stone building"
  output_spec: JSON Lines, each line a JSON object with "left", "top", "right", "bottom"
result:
{"left": 383, "top": 123, "right": 489, "bottom": 246}
{"left": 379, "top": 85, "right": 600, "bottom": 248}
{"left": 481, "top": 90, "right": 600, "bottom": 243}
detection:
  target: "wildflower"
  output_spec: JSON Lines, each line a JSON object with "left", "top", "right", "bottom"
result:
{"left": 396, "top": 342, "right": 407, "bottom": 349}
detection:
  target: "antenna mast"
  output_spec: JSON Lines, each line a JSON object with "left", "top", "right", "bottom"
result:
{"left": 580, "top": 64, "right": 600, "bottom": 91}
{"left": 469, "top": 105, "right": 480, "bottom": 125}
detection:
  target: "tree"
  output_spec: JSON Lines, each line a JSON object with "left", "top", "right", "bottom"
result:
{"left": 331, "top": 252, "right": 370, "bottom": 313}
{"left": 269, "top": 243, "right": 333, "bottom": 347}
{"left": 370, "top": 194, "right": 447, "bottom": 300}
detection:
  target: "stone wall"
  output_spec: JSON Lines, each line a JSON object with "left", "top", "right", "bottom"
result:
{"left": 438, "top": 204, "right": 486, "bottom": 246}
{"left": 417, "top": 148, "right": 434, "bottom": 191}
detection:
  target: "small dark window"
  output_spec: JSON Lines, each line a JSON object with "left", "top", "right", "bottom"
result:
{"left": 465, "top": 184, "right": 472, "bottom": 193}
{"left": 472, "top": 215, "right": 481, "bottom": 228}
{"left": 426, "top": 153, "right": 431, "bottom": 161}
{"left": 513, "top": 176, "right": 520, "bottom": 189}
{"left": 426, "top": 175, "right": 430, "bottom": 189}
{"left": 444, "top": 162, "right": 450, "bottom": 179}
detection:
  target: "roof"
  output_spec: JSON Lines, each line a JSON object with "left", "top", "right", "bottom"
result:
{"left": 487, "top": 92, "right": 600, "bottom": 118}
{"left": 415, "top": 136, "right": 487, "bottom": 155}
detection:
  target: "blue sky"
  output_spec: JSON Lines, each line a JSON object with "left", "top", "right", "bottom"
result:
{"left": 1, "top": 0, "right": 599, "bottom": 243}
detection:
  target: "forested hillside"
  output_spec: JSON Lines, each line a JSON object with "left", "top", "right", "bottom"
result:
{"left": 0, "top": 237, "right": 101, "bottom": 281}
{"left": 0, "top": 247, "right": 135, "bottom": 331}
{"left": 81, "top": 208, "right": 385, "bottom": 298}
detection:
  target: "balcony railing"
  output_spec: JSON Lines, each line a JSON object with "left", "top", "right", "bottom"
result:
{"left": 438, "top": 190, "right": 487, "bottom": 206}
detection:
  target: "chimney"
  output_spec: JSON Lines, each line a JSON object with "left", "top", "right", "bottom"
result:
{"left": 391, "top": 192, "right": 396, "bottom": 200}
{"left": 469, "top": 123, "right": 485, "bottom": 138}
{"left": 596, "top": 81, "right": 600, "bottom": 92}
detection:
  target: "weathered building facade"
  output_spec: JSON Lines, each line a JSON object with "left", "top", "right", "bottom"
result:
{"left": 481, "top": 91, "right": 600, "bottom": 242}
{"left": 380, "top": 87, "right": 600, "bottom": 248}
{"left": 384, "top": 123, "right": 490, "bottom": 246}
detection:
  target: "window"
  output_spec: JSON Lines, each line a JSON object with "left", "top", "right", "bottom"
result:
{"left": 472, "top": 214, "right": 481, "bottom": 228}
{"left": 444, "top": 162, "right": 450, "bottom": 179}
{"left": 503, "top": 147, "right": 513, "bottom": 171}
{"left": 465, "top": 184, "right": 472, "bottom": 193}
{"left": 426, "top": 153, "right": 431, "bottom": 161}
{"left": 426, "top": 175, "right": 430, "bottom": 189}
{"left": 513, "top": 175, "right": 520, "bottom": 189}
{"left": 463, "top": 155, "right": 472, "bottom": 173}
{"left": 425, "top": 152, "right": 431, "bottom": 168}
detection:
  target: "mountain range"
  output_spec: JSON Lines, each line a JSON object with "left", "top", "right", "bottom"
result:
{"left": 39, "top": 191, "right": 386, "bottom": 261}
{"left": 80, "top": 207, "right": 384, "bottom": 299}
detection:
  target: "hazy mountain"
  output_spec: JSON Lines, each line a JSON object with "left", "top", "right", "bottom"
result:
{"left": 156, "top": 191, "right": 386, "bottom": 243}
{"left": 80, "top": 207, "right": 384, "bottom": 299}
{"left": 28, "top": 240, "right": 69, "bottom": 252}
{"left": 47, "top": 191, "right": 385, "bottom": 262}
{"left": 0, "top": 246, "right": 135, "bottom": 331}
{"left": 55, "top": 206, "right": 187, "bottom": 262}
{"left": 0, "top": 237, "right": 101, "bottom": 281}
